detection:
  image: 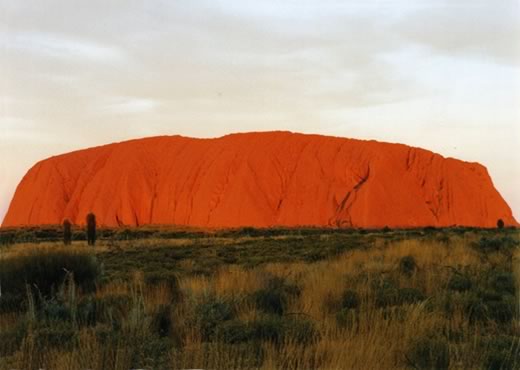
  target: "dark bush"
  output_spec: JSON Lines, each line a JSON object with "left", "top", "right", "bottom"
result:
{"left": 0, "top": 249, "right": 101, "bottom": 305}
{"left": 480, "top": 290, "right": 503, "bottom": 303}
{"left": 34, "top": 227, "right": 61, "bottom": 240}
{"left": 465, "top": 294, "right": 488, "bottom": 324}
{"left": 0, "top": 293, "right": 25, "bottom": 313}
{"left": 486, "top": 297, "right": 515, "bottom": 324}
{"left": 77, "top": 294, "right": 130, "bottom": 328}
{"left": 406, "top": 335, "right": 450, "bottom": 370}
{"left": 373, "top": 278, "right": 426, "bottom": 308}
{"left": 40, "top": 297, "right": 73, "bottom": 322}
{"left": 63, "top": 219, "right": 72, "bottom": 245}
{"left": 497, "top": 219, "right": 504, "bottom": 229}
{"left": 336, "top": 308, "right": 357, "bottom": 330}
{"left": 447, "top": 274, "right": 472, "bottom": 292}
{"left": 76, "top": 296, "right": 97, "bottom": 326}
{"left": 150, "top": 305, "right": 172, "bottom": 337}
{"left": 282, "top": 317, "right": 318, "bottom": 344}
{"left": 250, "top": 316, "right": 284, "bottom": 342}
{"left": 127, "top": 336, "right": 172, "bottom": 370}
{"left": 34, "top": 322, "right": 77, "bottom": 349}
{"left": 476, "top": 238, "right": 503, "bottom": 253}
{"left": 254, "top": 289, "right": 286, "bottom": 315}
{"left": 86, "top": 213, "right": 97, "bottom": 246}
{"left": 145, "top": 271, "right": 182, "bottom": 301}
{"left": 399, "top": 255, "right": 417, "bottom": 276}
{"left": 195, "top": 296, "right": 235, "bottom": 340}
{"left": 218, "top": 320, "right": 255, "bottom": 343}
{"left": 475, "top": 237, "right": 518, "bottom": 253}
{"left": 304, "top": 249, "right": 328, "bottom": 262}
{"left": 489, "top": 271, "right": 516, "bottom": 295}
{"left": 464, "top": 290, "right": 516, "bottom": 325}
{"left": 250, "top": 316, "right": 318, "bottom": 344}
{"left": 482, "top": 335, "right": 520, "bottom": 370}
{"left": 374, "top": 279, "right": 399, "bottom": 308}
{"left": 0, "top": 322, "right": 27, "bottom": 356}
{"left": 398, "top": 288, "right": 426, "bottom": 304}
{"left": 436, "top": 234, "right": 451, "bottom": 244}
{"left": 0, "top": 231, "right": 16, "bottom": 245}
{"left": 340, "top": 290, "right": 360, "bottom": 310}
{"left": 253, "top": 276, "right": 300, "bottom": 315}
{"left": 238, "top": 227, "right": 261, "bottom": 237}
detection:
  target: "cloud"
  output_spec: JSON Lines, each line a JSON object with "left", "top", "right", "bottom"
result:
{"left": 100, "top": 97, "right": 160, "bottom": 115}
{"left": 0, "top": 0, "right": 519, "bottom": 219}
{"left": 395, "top": 1, "right": 520, "bottom": 65}
{"left": 3, "top": 32, "right": 125, "bottom": 62}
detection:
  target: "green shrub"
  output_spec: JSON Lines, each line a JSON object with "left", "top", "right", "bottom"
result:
{"left": 40, "top": 297, "right": 73, "bottom": 322}
{"left": 0, "top": 249, "right": 101, "bottom": 306}
{"left": 218, "top": 320, "right": 255, "bottom": 343}
{"left": 195, "top": 296, "right": 235, "bottom": 340}
{"left": 447, "top": 274, "right": 472, "bottom": 292}
{"left": 406, "top": 335, "right": 450, "bottom": 370}
{"left": 76, "top": 296, "right": 97, "bottom": 326}
{"left": 482, "top": 335, "right": 520, "bottom": 370}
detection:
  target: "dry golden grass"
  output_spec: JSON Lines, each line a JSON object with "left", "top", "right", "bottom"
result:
{"left": 0, "top": 230, "right": 518, "bottom": 369}
{"left": 0, "top": 242, "right": 90, "bottom": 259}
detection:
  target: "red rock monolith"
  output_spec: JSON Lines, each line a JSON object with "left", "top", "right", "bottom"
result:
{"left": 2, "top": 132, "right": 517, "bottom": 228}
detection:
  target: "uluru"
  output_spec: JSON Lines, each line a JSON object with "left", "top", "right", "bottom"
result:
{"left": 2, "top": 131, "right": 517, "bottom": 229}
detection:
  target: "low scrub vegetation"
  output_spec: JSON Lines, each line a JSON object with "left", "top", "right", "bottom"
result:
{"left": 0, "top": 227, "right": 518, "bottom": 369}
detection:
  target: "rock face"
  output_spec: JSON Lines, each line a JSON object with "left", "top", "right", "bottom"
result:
{"left": 2, "top": 132, "right": 517, "bottom": 228}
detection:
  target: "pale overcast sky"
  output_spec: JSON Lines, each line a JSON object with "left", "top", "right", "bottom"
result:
{"left": 1, "top": 0, "right": 519, "bottom": 222}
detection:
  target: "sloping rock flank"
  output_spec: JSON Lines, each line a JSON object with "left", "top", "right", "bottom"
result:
{"left": 2, "top": 132, "right": 517, "bottom": 228}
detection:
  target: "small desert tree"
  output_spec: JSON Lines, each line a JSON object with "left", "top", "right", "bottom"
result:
{"left": 63, "top": 219, "right": 72, "bottom": 245}
{"left": 86, "top": 213, "right": 97, "bottom": 246}
{"left": 497, "top": 219, "right": 505, "bottom": 229}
